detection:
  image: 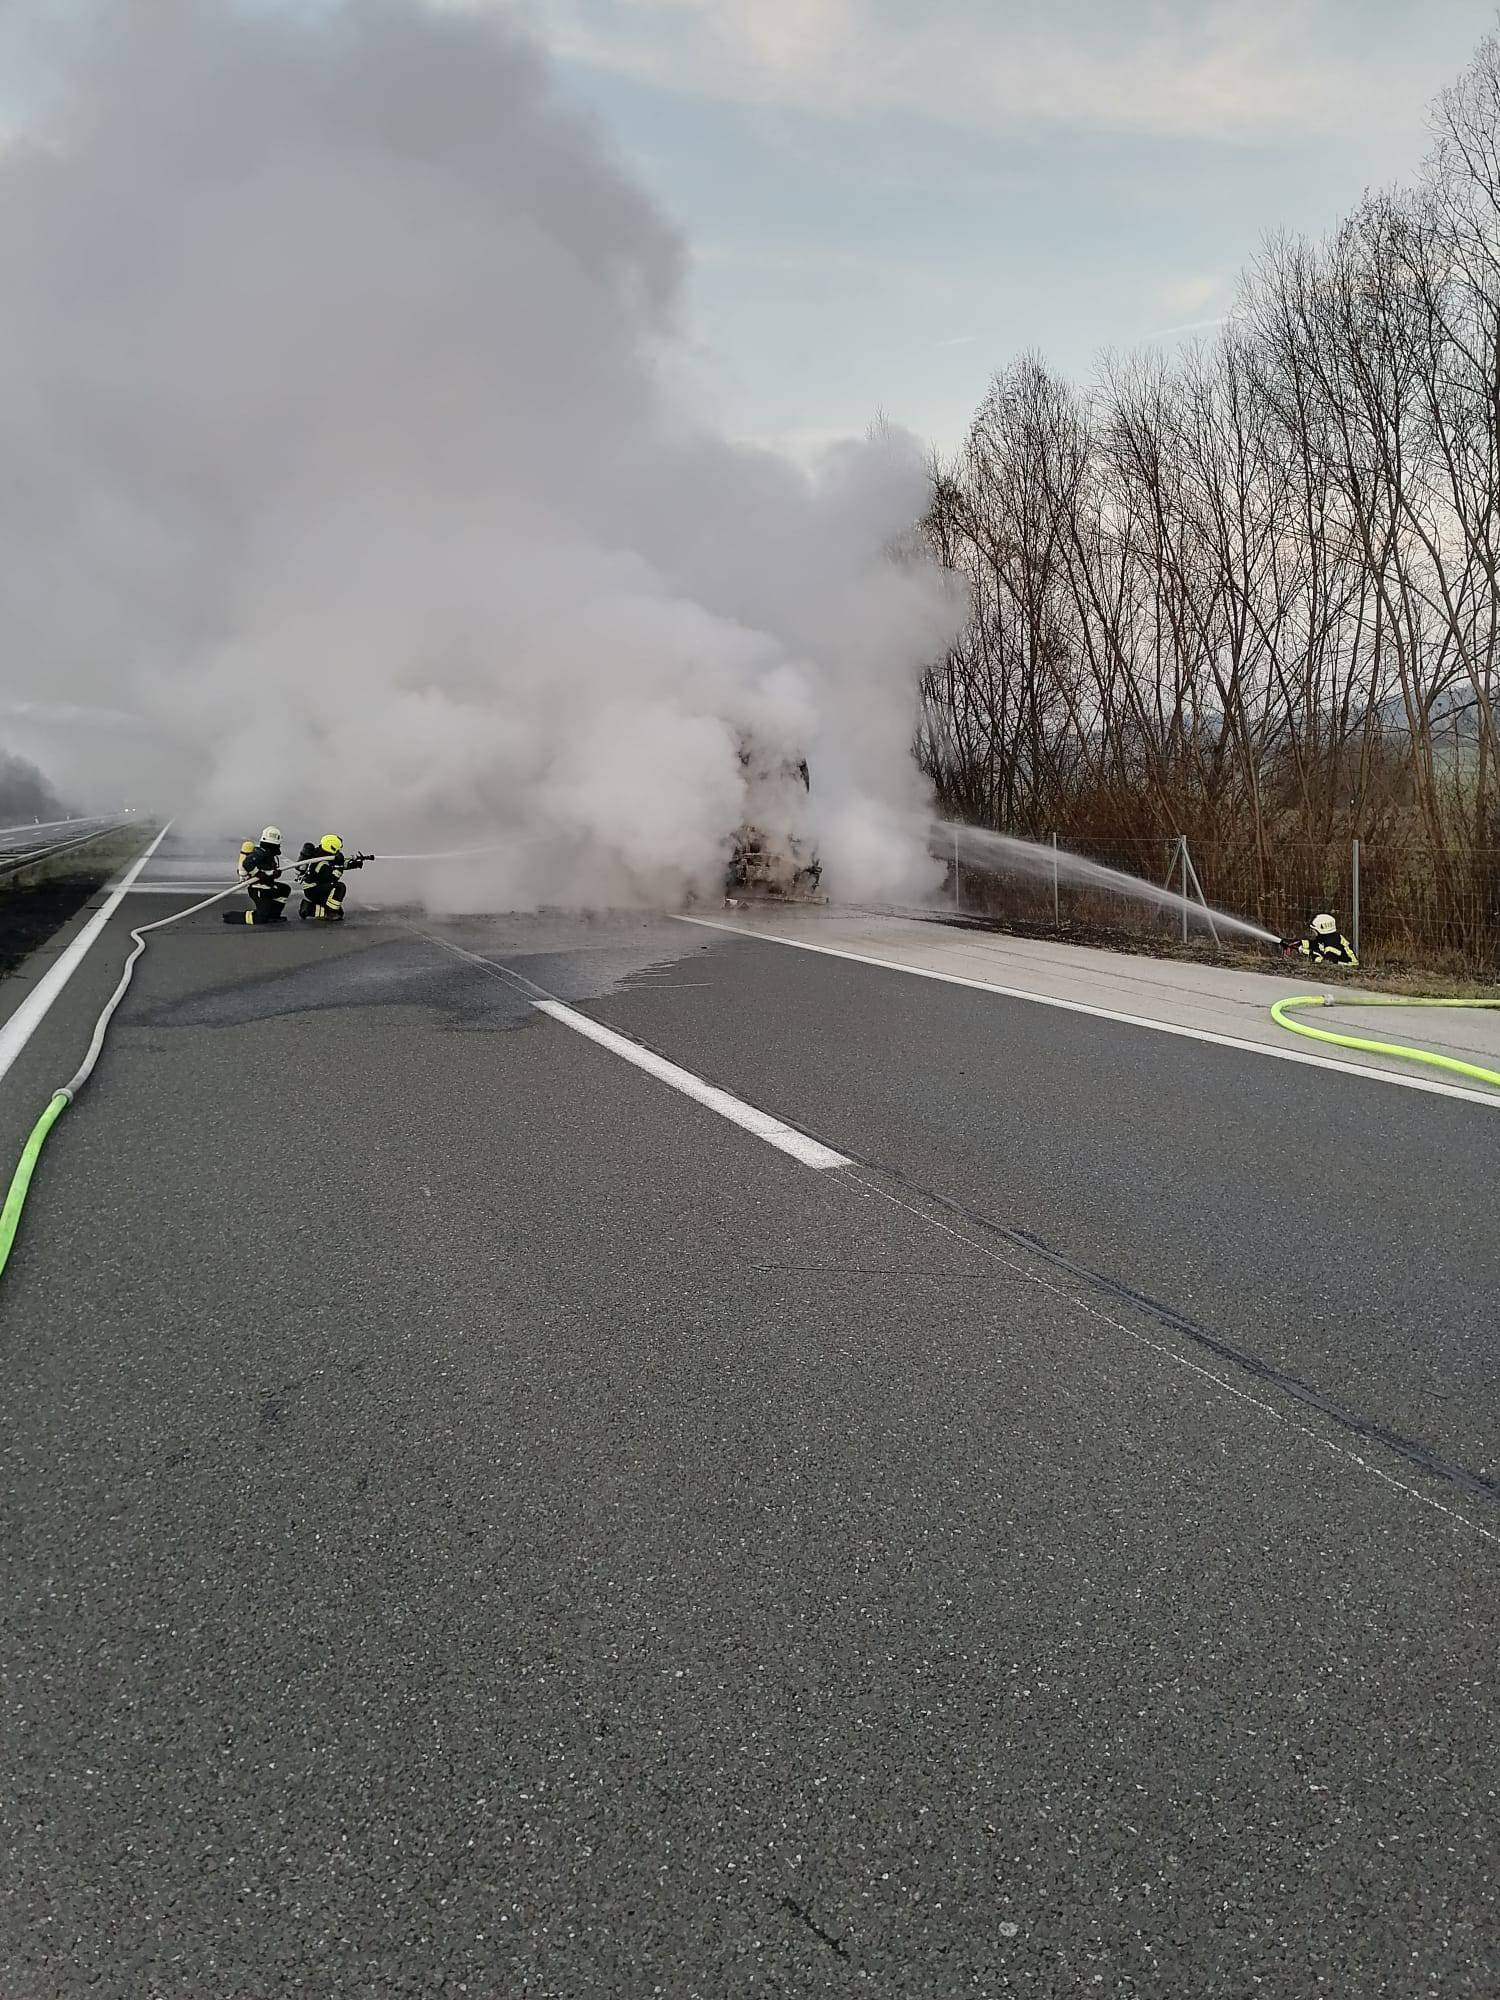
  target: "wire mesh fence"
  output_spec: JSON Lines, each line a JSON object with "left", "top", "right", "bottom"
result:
{"left": 950, "top": 830, "right": 1500, "bottom": 975}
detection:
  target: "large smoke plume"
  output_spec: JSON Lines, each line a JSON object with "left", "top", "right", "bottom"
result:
{"left": 0, "top": 0, "right": 960, "bottom": 908}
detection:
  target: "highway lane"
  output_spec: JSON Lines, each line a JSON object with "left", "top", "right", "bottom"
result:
{"left": 0, "top": 898, "right": 1496, "bottom": 1998}
{"left": 575, "top": 923, "right": 1500, "bottom": 1484}
{"left": 0, "top": 815, "right": 131, "bottom": 876}
{"left": 0, "top": 815, "right": 120, "bottom": 852}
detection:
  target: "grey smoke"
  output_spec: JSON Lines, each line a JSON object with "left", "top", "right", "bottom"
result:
{"left": 0, "top": 0, "right": 961, "bottom": 907}
{"left": 0, "top": 749, "right": 68, "bottom": 825}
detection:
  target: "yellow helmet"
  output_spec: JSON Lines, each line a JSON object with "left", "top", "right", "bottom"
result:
{"left": 319, "top": 833, "right": 343, "bottom": 854}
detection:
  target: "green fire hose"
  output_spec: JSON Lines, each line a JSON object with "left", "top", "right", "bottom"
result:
{"left": 0, "top": 1090, "right": 70, "bottom": 1277}
{"left": 1271, "top": 993, "right": 1500, "bottom": 1091}
{"left": 0, "top": 845, "right": 441, "bottom": 1287}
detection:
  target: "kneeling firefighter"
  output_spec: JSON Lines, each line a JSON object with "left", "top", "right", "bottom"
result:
{"left": 296, "top": 833, "right": 367, "bottom": 921}
{"left": 1281, "top": 911, "right": 1359, "bottom": 969}
{"left": 223, "top": 825, "right": 290, "bottom": 925}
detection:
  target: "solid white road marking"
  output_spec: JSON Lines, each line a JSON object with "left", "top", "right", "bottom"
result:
{"left": 532, "top": 999, "right": 849, "bottom": 1169}
{"left": 123, "top": 882, "right": 240, "bottom": 895}
{"left": 0, "top": 824, "right": 172, "bottom": 1089}
{"left": 678, "top": 916, "right": 1500, "bottom": 1110}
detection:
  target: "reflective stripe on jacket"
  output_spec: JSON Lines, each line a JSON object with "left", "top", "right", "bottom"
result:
{"left": 1297, "top": 933, "right": 1358, "bottom": 968}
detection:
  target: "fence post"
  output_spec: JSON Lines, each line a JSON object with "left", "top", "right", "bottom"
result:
{"left": 1351, "top": 837, "right": 1360, "bottom": 960}
{"left": 1181, "top": 840, "right": 1221, "bottom": 946}
{"left": 1051, "top": 832, "right": 1060, "bottom": 928}
{"left": 954, "top": 828, "right": 960, "bottom": 911}
{"left": 1179, "top": 836, "right": 1189, "bottom": 943}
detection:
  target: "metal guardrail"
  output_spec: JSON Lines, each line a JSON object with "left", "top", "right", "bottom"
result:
{"left": 0, "top": 818, "right": 132, "bottom": 880}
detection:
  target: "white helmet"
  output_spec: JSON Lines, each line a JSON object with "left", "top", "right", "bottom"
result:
{"left": 1311, "top": 912, "right": 1337, "bottom": 936}
{"left": 261, "top": 825, "right": 282, "bottom": 845}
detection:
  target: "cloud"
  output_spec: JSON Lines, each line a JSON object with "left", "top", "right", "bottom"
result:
{"left": 1141, "top": 313, "right": 1231, "bottom": 341}
{"left": 1139, "top": 274, "right": 1231, "bottom": 339}
{"left": 520, "top": 0, "right": 1469, "bottom": 145}
{"left": 1156, "top": 274, "right": 1227, "bottom": 317}
{"left": 732, "top": 423, "right": 871, "bottom": 467}
{"left": 692, "top": 242, "right": 916, "bottom": 280}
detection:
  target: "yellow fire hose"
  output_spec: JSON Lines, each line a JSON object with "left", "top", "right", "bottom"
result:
{"left": 1271, "top": 993, "right": 1500, "bottom": 1091}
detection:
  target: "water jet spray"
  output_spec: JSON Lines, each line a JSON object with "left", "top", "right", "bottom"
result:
{"left": 935, "top": 823, "right": 1279, "bottom": 947}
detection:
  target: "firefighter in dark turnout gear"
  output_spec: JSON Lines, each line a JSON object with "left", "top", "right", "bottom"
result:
{"left": 297, "top": 833, "right": 364, "bottom": 921}
{"left": 1282, "top": 911, "right": 1359, "bottom": 969}
{"left": 223, "top": 825, "right": 291, "bottom": 924}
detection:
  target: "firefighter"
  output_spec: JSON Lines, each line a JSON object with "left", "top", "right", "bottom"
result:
{"left": 1282, "top": 911, "right": 1359, "bottom": 969}
{"left": 223, "top": 825, "right": 290, "bottom": 925}
{"left": 297, "top": 833, "right": 364, "bottom": 921}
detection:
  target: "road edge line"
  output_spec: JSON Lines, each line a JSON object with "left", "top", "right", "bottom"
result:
{"left": 0, "top": 822, "right": 172, "bottom": 1090}
{"left": 676, "top": 916, "right": 1500, "bottom": 1111}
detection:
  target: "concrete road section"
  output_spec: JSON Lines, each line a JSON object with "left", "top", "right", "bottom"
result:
{"left": 693, "top": 905, "right": 1500, "bottom": 1087}
{"left": 0, "top": 883, "right": 1495, "bottom": 1998}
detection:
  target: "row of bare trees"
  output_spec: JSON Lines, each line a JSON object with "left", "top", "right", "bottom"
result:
{"left": 918, "top": 32, "right": 1500, "bottom": 958}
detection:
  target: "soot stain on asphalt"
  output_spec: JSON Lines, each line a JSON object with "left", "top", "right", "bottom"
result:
{"left": 136, "top": 941, "right": 536, "bottom": 1033}
{"left": 136, "top": 928, "right": 713, "bottom": 1033}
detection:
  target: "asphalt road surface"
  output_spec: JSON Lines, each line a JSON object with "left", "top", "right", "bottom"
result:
{"left": 1, "top": 867, "right": 1496, "bottom": 1998}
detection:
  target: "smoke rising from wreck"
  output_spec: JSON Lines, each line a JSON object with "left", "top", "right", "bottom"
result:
{"left": 0, "top": 0, "right": 962, "bottom": 910}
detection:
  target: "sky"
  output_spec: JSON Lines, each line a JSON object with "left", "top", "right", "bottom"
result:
{"left": 497, "top": 0, "right": 1500, "bottom": 458}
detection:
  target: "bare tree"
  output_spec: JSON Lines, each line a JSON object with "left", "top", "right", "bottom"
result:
{"left": 920, "top": 25, "right": 1500, "bottom": 964}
